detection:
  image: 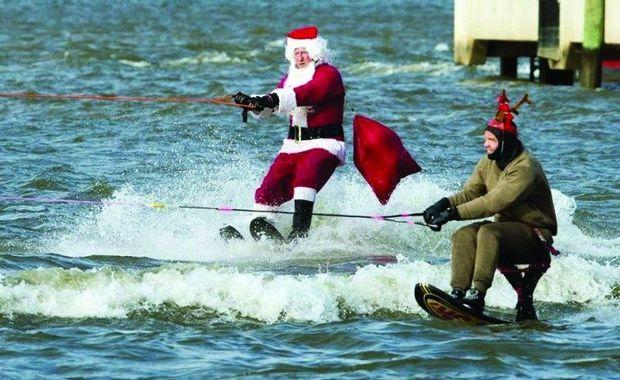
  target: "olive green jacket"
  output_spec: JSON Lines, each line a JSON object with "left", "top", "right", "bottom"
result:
{"left": 448, "top": 149, "right": 557, "bottom": 236}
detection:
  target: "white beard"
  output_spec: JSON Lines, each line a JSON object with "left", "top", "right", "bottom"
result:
{"left": 284, "top": 62, "right": 316, "bottom": 89}
{"left": 283, "top": 63, "right": 315, "bottom": 128}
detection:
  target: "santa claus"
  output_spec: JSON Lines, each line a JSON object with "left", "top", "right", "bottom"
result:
{"left": 233, "top": 25, "right": 345, "bottom": 241}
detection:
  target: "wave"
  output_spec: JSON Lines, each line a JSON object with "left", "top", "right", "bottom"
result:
{"left": 434, "top": 43, "right": 450, "bottom": 52}
{"left": 45, "top": 167, "right": 619, "bottom": 260}
{"left": 346, "top": 60, "right": 501, "bottom": 77}
{"left": 27, "top": 165, "right": 618, "bottom": 322}
{"left": 266, "top": 39, "right": 285, "bottom": 49}
{"left": 552, "top": 190, "right": 620, "bottom": 258}
{"left": 343, "top": 58, "right": 542, "bottom": 79}
{"left": 44, "top": 170, "right": 457, "bottom": 261}
{"left": 118, "top": 59, "right": 151, "bottom": 68}
{"left": 163, "top": 51, "right": 246, "bottom": 67}
{"left": 0, "top": 255, "right": 617, "bottom": 323}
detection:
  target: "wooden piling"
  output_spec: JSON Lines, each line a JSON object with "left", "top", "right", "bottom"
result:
{"left": 581, "top": 0, "right": 605, "bottom": 88}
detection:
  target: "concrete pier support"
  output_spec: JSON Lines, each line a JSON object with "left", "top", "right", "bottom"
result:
{"left": 500, "top": 57, "right": 518, "bottom": 78}
{"left": 581, "top": 0, "right": 605, "bottom": 88}
{"left": 540, "top": 58, "right": 575, "bottom": 85}
{"left": 454, "top": 0, "right": 620, "bottom": 87}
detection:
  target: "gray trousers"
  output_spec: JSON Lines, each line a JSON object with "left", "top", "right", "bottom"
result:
{"left": 450, "top": 221, "right": 547, "bottom": 293}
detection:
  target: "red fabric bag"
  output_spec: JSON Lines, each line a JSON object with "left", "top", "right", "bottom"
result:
{"left": 353, "top": 114, "right": 421, "bottom": 205}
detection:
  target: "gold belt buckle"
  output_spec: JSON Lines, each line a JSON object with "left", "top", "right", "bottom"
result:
{"left": 296, "top": 125, "right": 302, "bottom": 143}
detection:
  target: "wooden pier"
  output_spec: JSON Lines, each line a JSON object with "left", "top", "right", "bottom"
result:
{"left": 454, "top": 0, "right": 620, "bottom": 88}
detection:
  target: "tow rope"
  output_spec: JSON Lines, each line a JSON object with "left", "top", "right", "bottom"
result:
{"left": 0, "top": 91, "right": 254, "bottom": 109}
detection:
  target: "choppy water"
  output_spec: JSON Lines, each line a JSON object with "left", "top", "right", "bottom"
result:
{"left": 1, "top": 1, "right": 619, "bottom": 378}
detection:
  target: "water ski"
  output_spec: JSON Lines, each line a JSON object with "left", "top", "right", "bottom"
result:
{"left": 219, "top": 225, "right": 244, "bottom": 242}
{"left": 414, "top": 283, "right": 511, "bottom": 325}
{"left": 250, "top": 217, "right": 286, "bottom": 243}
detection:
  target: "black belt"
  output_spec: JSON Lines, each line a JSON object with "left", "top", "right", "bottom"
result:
{"left": 287, "top": 124, "right": 344, "bottom": 141}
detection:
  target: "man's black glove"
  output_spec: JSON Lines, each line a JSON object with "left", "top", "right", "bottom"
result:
{"left": 423, "top": 197, "right": 451, "bottom": 224}
{"left": 429, "top": 207, "right": 460, "bottom": 232}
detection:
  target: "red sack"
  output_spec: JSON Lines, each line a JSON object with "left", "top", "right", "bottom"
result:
{"left": 353, "top": 114, "right": 421, "bottom": 205}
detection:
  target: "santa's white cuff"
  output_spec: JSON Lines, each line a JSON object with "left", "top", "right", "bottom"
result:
{"left": 252, "top": 203, "right": 277, "bottom": 223}
{"left": 251, "top": 108, "right": 274, "bottom": 119}
{"left": 293, "top": 187, "right": 317, "bottom": 202}
{"left": 271, "top": 88, "right": 297, "bottom": 115}
{"left": 248, "top": 93, "right": 275, "bottom": 119}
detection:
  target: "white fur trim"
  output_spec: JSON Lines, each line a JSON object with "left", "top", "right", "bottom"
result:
{"left": 250, "top": 108, "right": 274, "bottom": 119}
{"left": 253, "top": 203, "right": 277, "bottom": 223}
{"left": 284, "top": 36, "right": 330, "bottom": 64}
{"left": 254, "top": 203, "right": 277, "bottom": 212}
{"left": 290, "top": 107, "right": 307, "bottom": 128}
{"left": 248, "top": 93, "right": 275, "bottom": 119}
{"left": 271, "top": 88, "right": 297, "bottom": 115}
{"left": 279, "top": 138, "right": 346, "bottom": 165}
{"left": 293, "top": 187, "right": 317, "bottom": 202}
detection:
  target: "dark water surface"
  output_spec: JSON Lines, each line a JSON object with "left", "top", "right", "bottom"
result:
{"left": 1, "top": 1, "right": 619, "bottom": 378}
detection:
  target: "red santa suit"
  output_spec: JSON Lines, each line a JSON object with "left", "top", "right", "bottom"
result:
{"left": 252, "top": 26, "right": 346, "bottom": 211}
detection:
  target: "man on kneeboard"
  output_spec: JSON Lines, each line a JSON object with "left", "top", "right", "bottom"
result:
{"left": 231, "top": 25, "right": 346, "bottom": 242}
{"left": 422, "top": 92, "right": 557, "bottom": 318}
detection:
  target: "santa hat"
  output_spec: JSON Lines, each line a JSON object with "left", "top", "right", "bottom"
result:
{"left": 486, "top": 90, "right": 518, "bottom": 136}
{"left": 284, "top": 25, "right": 329, "bottom": 63}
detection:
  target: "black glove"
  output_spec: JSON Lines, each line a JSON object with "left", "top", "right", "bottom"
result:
{"left": 429, "top": 207, "right": 460, "bottom": 231}
{"left": 233, "top": 92, "right": 279, "bottom": 112}
{"left": 233, "top": 92, "right": 253, "bottom": 106}
{"left": 250, "top": 93, "right": 279, "bottom": 112}
{"left": 423, "top": 197, "right": 450, "bottom": 224}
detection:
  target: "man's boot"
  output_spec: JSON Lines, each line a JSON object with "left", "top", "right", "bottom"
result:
{"left": 462, "top": 288, "right": 485, "bottom": 313}
{"left": 450, "top": 287, "right": 466, "bottom": 300}
{"left": 288, "top": 200, "right": 314, "bottom": 241}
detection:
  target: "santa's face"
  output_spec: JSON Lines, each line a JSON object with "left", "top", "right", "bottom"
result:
{"left": 294, "top": 48, "right": 312, "bottom": 68}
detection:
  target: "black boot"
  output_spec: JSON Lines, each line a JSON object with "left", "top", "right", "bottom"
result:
{"left": 515, "top": 298, "right": 538, "bottom": 322}
{"left": 288, "top": 200, "right": 314, "bottom": 241}
{"left": 462, "top": 288, "right": 485, "bottom": 313}
{"left": 450, "top": 288, "right": 466, "bottom": 300}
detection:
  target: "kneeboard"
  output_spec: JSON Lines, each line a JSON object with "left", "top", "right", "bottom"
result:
{"left": 414, "top": 283, "right": 510, "bottom": 325}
